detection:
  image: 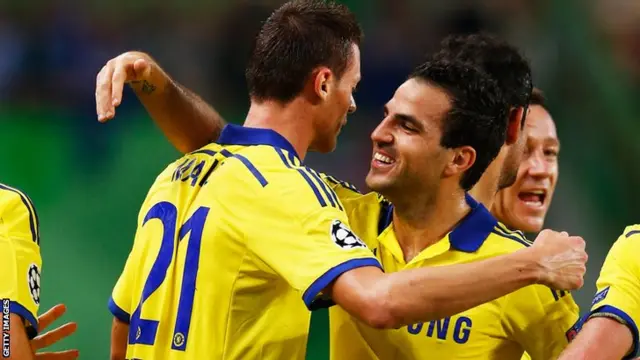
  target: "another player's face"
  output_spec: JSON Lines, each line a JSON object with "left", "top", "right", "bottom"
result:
{"left": 366, "top": 79, "right": 451, "bottom": 198}
{"left": 493, "top": 105, "right": 559, "bottom": 232}
{"left": 497, "top": 108, "right": 527, "bottom": 190}
{"left": 311, "top": 44, "right": 360, "bottom": 153}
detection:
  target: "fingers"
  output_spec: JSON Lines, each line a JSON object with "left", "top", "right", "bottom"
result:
{"left": 35, "top": 349, "right": 79, "bottom": 360}
{"left": 570, "top": 236, "right": 586, "bottom": 251}
{"left": 133, "top": 58, "right": 151, "bottom": 79}
{"left": 110, "top": 64, "right": 129, "bottom": 108}
{"left": 96, "top": 52, "right": 151, "bottom": 122}
{"left": 32, "top": 322, "right": 78, "bottom": 351}
{"left": 37, "top": 304, "right": 67, "bottom": 331}
{"left": 96, "top": 62, "right": 116, "bottom": 122}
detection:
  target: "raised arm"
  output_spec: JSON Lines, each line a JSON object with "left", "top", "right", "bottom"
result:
{"left": 330, "top": 229, "right": 587, "bottom": 329}
{"left": 95, "top": 51, "right": 226, "bottom": 153}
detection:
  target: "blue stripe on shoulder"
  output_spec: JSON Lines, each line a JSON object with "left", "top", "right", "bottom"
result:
{"left": 218, "top": 149, "right": 268, "bottom": 187}
{"left": 305, "top": 169, "right": 336, "bottom": 208}
{"left": 323, "top": 175, "right": 361, "bottom": 194}
{"left": 495, "top": 222, "right": 527, "bottom": 241}
{"left": 491, "top": 229, "right": 532, "bottom": 247}
{"left": 190, "top": 149, "right": 217, "bottom": 157}
{"left": 273, "top": 148, "right": 331, "bottom": 208}
{"left": 626, "top": 230, "right": 640, "bottom": 238}
{"left": 233, "top": 154, "right": 268, "bottom": 187}
{"left": 306, "top": 168, "right": 343, "bottom": 210}
{"left": 296, "top": 169, "right": 327, "bottom": 207}
{"left": 275, "top": 148, "right": 293, "bottom": 169}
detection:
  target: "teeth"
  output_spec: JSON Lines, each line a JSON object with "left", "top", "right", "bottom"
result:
{"left": 374, "top": 153, "right": 394, "bottom": 164}
{"left": 530, "top": 190, "right": 545, "bottom": 195}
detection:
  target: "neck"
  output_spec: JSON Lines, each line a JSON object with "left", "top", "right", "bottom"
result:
{"left": 244, "top": 99, "right": 314, "bottom": 160}
{"left": 469, "top": 157, "right": 502, "bottom": 209}
{"left": 391, "top": 187, "right": 470, "bottom": 262}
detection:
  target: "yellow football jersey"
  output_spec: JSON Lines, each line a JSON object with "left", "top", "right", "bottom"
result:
{"left": 0, "top": 183, "right": 41, "bottom": 337}
{"left": 323, "top": 182, "right": 579, "bottom": 360}
{"left": 109, "top": 125, "right": 381, "bottom": 360}
{"left": 586, "top": 225, "right": 640, "bottom": 359}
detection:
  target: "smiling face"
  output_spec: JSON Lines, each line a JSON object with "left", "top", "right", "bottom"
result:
{"left": 365, "top": 78, "right": 454, "bottom": 201}
{"left": 492, "top": 104, "right": 560, "bottom": 232}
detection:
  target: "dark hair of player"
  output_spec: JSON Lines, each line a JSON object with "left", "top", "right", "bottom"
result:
{"left": 529, "top": 87, "right": 546, "bottom": 106}
{"left": 245, "top": 0, "right": 363, "bottom": 103}
{"left": 410, "top": 59, "right": 509, "bottom": 191}
{"left": 433, "top": 33, "right": 533, "bottom": 128}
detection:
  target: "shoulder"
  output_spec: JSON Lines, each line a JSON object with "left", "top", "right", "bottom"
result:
{"left": 209, "top": 146, "right": 348, "bottom": 220}
{"left": 615, "top": 225, "right": 640, "bottom": 251}
{"left": 0, "top": 183, "right": 40, "bottom": 245}
{"left": 603, "top": 224, "right": 640, "bottom": 273}
{"left": 482, "top": 222, "right": 532, "bottom": 254}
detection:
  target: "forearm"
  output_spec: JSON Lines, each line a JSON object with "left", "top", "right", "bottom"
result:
{"left": 110, "top": 318, "right": 129, "bottom": 360}
{"left": 558, "top": 317, "right": 633, "bottom": 360}
{"left": 131, "top": 56, "right": 226, "bottom": 153}
{"left": 380, "top": 248, "right": 541, "bottom": 326}
{"left": 7, "top": 314, "right": 34, "bottom": 360}
{"left": 333, "top": 248, "right": 542, "bottom": 329}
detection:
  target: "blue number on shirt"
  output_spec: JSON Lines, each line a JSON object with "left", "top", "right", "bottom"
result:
{"left": 128, "top": 201, "right": 210, "bottom": 351}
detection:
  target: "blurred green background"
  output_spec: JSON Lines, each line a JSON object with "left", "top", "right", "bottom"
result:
{"left": 2, "top": 0, "right": 640, "bottom": 358}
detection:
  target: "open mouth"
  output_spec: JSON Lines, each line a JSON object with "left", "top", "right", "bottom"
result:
{"left": 373, "top": 152, "right": 395, "bottom": 166}
{"left": 517, "top": 190, "right": 547, "bottom": 208}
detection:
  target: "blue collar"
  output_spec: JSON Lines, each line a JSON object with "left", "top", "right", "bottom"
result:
{"left": 449, "top": 194, "right": 498, "bottom": 252}
{"left": 217, "top": 124, "right": 300, "bottom": 160}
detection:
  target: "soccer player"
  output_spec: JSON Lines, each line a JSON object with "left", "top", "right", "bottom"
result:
{"left": 491, "top": 88, "right": 559, "bottom": 233}
{"left": 321, "top": 37, "right": 579, "bottom": 360}
{"left": 558, "top": 225, "right": 640, "bottom": 360}
{"left": 0, "top": 184, "right": 79, "bottom": 359}
{"left": 101, "top": 26, "right": 586, "bottom": 360}
{"left": 101, "top": 2, "right": 586, "bottom": 360}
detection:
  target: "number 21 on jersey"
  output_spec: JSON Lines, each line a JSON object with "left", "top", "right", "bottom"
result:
{"left": 129, "top": 201, "right": 210, "bottom": 351}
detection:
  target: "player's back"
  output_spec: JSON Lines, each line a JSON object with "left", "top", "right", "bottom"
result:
{"left": 110, "top": 125, "right": 380, "bottom": 360}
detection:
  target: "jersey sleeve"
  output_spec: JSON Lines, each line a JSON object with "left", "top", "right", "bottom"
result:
{"left": 504, "top": 285, "right": 580, "bottom": 360}
{"left": 247, "top": 181, "right": 382, "bottom": 311}
{"left": 320, "top": 174, "right": 362, "bottom": 201}
{"left": 587, "top": 226, "right": 640, "bottom": 359}
{"left": 0, "top": 196, "right": 42, "bottom": 336}
{"left": 319, "top": 172, "right": 393, "bottom": 244}
{"left": 108, "top": 197, "right": 154, "bottom": 324}
{"left": 109, "top": 247, "right": 139, "bottom": 324}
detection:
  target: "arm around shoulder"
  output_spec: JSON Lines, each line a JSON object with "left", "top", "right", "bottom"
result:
{"left": 329, "top": 247, "right": 546, "bottom": 329}
{"left": 96, "top": 51, "right": 226, "bottom": 153}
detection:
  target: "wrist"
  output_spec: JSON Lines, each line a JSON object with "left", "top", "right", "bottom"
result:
{"left": 130, "top": 54, "right": 170, "bottom": 96}
{"left": 511, "top": 247, "right": 545, "bottom": 285}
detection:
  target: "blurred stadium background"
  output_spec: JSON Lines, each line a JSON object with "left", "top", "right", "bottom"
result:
{"left": 2, "top": 0, "right": 640, "bottom": 357}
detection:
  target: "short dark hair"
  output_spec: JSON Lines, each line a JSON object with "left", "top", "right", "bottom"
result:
{"left": 530, "top": 87, "right": 546, "bottom": 106}
{"left": 411, "top": 59, "right": 508, "bottom": 191}
{"left": 246, "top": 0, "right": 362, "bottom": 103}
{"left": 433, "top": 33, "right": 533, "bottom": 120}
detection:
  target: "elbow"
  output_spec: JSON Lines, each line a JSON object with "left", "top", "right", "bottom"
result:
{"left": 358, "top": 292, "right": 403, "bottom": 330}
